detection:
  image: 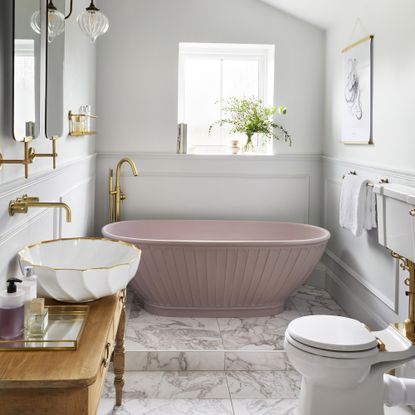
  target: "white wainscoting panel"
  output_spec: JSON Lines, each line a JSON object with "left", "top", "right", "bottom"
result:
{"left": 322, "top": 156, "right": 415, "bottom": 325}
{"left": 95, "top": 153, "right": 322, "bottom": 234}
{"left": 0, "top": 155, "right": 96, "bottom": 287}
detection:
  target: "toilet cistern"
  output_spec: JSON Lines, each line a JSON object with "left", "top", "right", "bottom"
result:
{"left": 374, "top": 182, "right": 415, "bottom": 344}
{"left": 108, "top": 158, "right": 138, "bottom": 223}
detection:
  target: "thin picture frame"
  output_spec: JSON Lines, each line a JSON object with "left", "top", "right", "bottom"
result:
{"left": 341, "top": 35, "right": 374, "bottom": 145}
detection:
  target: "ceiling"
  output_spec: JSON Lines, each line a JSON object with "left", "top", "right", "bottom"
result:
{"left": 260, "top": 0, "right": 369, "bottom": 29}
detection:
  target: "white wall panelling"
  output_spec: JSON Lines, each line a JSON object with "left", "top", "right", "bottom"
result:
{"left": 0, "top": 155, "right": 96, "bottom": 285}
{"left": 60, "top": 176, "right": 95, "bottom": 238}
{"left": 322, "top": 156, "right": 415, "bottom": 327}
{"left": 95, "top": 153, "right": 322, "bottom": 234}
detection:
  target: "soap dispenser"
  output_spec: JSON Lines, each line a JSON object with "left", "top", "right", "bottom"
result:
{"left": 0, "top": 279, "right": 25, "bottom": 340}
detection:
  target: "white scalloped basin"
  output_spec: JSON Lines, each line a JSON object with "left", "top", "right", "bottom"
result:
{"left": 18, "top": 238, "right": 141, "bottom": 303}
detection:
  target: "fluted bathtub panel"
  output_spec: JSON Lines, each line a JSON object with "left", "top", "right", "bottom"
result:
{"left": 132, "top": 242, "right": 327, "bottom": 316}
{"left": 102, "top": 220, "right": 330, "bottom": 317}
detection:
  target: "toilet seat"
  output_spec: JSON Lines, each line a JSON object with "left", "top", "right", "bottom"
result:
{"left": 286, "top": 315, "right": 379, "bottom": 358}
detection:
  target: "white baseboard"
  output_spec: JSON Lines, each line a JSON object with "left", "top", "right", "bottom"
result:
{"left": 321, "top": 252, "right": 403, "bottom": 330}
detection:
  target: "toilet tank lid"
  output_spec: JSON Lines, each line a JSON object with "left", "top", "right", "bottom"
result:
{"left": 287, "top": 315, "right": 378, "bottom": 352}
{"left": 373, "top": 183, "right": 415, "bottom": 205}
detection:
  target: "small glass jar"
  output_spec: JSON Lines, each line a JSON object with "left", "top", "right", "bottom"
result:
{"left": 27, "top": 299, "right": 48, "bottom": 338}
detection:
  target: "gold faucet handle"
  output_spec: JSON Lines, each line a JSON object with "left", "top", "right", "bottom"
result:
{"left": 9, "top": 200, "right": 28, "bottom": 216}
{"left": 22, "top": 195, "right": 40, "bottom": 203}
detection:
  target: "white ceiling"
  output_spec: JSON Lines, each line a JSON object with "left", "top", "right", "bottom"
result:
{"left": 260, "top": 0, "right": 368, "bottom": 29}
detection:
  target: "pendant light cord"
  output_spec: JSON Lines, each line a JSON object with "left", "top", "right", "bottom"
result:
{"left": 65, "top": 0, "right": 73, "bottom": 19}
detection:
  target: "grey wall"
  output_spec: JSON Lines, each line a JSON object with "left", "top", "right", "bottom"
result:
{"left": 321, "top": 0, "right": 415, "bottom": 329}
{"left": 96, "top": 0, "right": 325, "bottom": 155}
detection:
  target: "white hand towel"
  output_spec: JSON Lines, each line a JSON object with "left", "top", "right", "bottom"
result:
{"left": 339, "top": 175, "right": 370, "bottom": 237}
{"left": 363, "top": 186, "right": 377, "bottom": 230}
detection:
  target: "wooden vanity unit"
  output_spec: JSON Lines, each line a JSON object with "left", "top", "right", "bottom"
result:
{"left": 0, "top": 291, "right": 126, "bottom": 415}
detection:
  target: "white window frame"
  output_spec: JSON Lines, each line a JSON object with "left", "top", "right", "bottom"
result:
{"left": 178, "top": 43, "right": 275, "bottom": 154}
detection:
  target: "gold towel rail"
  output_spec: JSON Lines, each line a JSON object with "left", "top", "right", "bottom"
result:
{"left": 342, "top": 171, "right": 389, "bottom": 187}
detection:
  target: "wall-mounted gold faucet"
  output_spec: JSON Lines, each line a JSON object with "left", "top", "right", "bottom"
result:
{"left": 109, "top": 158, "right": 138, "bottom": 223}
{"left": 9, "top": 195, "right": 72, "bottom": 223}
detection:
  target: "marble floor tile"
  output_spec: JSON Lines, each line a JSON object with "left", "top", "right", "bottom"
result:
{"left": 225, "top": 351, "right": 291, "bottom": 371}
{"left": 290, "top": 285, "right": 346, "bottom": 317}
{"left": 126, "top": 350, "right": 225, "bottom": 371}
{"left": 227, "top": 371, "right": 301, "bottom": 399}
{"left": 126, "top": 302, "right": 223, "bottom": 350}
{"left": 218, "top": 310, "right": 301, "bottom": 351}
{"left": 232, "top": 399, "right": 298, "bottom": 415}
{"left": 98, "top": 398, "right": 234, "bottom": 415}
{"left": 103, "top": 371, "right": 230, "bottom": 400}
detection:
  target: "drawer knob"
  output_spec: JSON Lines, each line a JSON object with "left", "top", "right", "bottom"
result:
{"left": 410, "top": 209, "right": 415, "bottom": 217}
{"left": 102, "top": 342, "right": 111, "bottom": 368}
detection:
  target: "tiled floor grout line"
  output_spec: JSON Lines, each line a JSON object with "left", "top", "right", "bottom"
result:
{"left": 216, "top": 316, "right": 227, "bottom": 371}
{"left": 223, "top": 371, "right": 237, "bottom": 415}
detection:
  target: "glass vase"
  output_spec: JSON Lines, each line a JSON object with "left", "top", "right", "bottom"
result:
{"left": 243, "top": 134, "right": 255, "bottom": 154}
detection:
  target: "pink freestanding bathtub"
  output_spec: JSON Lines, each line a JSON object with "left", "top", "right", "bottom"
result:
{"left": 102, "top": 220, "right": 330, "bottom": 317}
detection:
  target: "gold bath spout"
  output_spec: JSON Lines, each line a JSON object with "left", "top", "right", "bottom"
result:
{"left": 9, "top": 195, "right": 72, "bottom": 223}
{"left": 109, "top": 158, "right": 138, "bottom": 223}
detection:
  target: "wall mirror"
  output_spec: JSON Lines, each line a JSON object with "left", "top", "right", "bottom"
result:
{"left": 45, "top": 0, "right": 65, "bottom": 139}
{"left": 13, "top": 0, "right": 42, "bottom": 141}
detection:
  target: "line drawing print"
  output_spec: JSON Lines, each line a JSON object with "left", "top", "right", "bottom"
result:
{"left": 344, "top": 58, "right": 363, "bottom": 120}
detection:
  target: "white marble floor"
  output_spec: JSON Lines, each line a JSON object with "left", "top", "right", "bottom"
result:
{"left": 97, "top": 285, "right": 415, "bottom": 414}
{"left": 98, "top": 369, "right": 414, "bottom": 415}
{"left": 98, "top": 369, "right": 301, "bottom": 414}
{"left": 123, "top": 285, "right": 345, "bottom": 372}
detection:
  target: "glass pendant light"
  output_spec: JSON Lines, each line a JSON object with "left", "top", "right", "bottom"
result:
{"left": 77, "top": 1, "right": 109, "bottom": 43}
{"left": 31, "top": 0, "right": 65, "bottom": 43}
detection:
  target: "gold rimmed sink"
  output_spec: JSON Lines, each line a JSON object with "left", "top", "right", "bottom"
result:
{"left": 18, "top": 237, "right": 141, "bottom": 303}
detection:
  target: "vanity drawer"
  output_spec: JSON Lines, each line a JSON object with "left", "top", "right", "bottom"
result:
{"left": 87, "top": 291, "right": 124, "bottom": 413}
{"left": 87, "top": 341, "right": 113, "bottom": 414}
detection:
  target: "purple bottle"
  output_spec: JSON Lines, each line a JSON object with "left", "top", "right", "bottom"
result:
{"left": 0, "top": 279, "right": 25, "bottom": 340}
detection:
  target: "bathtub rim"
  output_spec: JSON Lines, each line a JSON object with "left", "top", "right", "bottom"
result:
{"left": 102, "top": 219, "right": 331, "bottom": 247}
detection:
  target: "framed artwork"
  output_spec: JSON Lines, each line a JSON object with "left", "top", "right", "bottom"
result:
{"left": 341, "top": 35, "right": 374, "bottom": 144}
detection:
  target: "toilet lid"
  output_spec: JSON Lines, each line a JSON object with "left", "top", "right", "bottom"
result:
{"left": 287, "top": 315, "right": 378, "bottom": 352}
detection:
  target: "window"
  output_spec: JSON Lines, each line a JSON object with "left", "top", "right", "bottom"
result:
{"left": 178, "top": 43, "right": 275, "bottom": 154}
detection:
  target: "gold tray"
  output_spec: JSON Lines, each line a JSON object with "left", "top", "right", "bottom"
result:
{"left": 0, "top": 305, "right": 89, "bottom": 351}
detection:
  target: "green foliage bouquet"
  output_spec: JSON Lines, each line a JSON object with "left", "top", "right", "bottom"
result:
{"left": 209, "top": 97, "right": 292, "bottom": 152}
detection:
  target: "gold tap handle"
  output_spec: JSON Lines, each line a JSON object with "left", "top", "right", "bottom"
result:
{"left": 8, "top": 200, "right": 27, "bottom": 215}
{"left": 22, "top": 195, "right": 40, "bottom": 203}
{"left": 109, "top": 169, "right": 114, "bottom": 222}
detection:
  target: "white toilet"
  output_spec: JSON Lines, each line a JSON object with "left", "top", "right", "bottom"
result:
{"left": 284, "top": 183, "right": 415, "bottom": 415}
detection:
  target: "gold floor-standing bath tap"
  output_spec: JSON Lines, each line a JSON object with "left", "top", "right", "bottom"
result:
{"left": 109, "top": 158, "right": 138, "bottom": 222}
{"left": 9, "top": 195, "right": 72, "bottom": 222}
